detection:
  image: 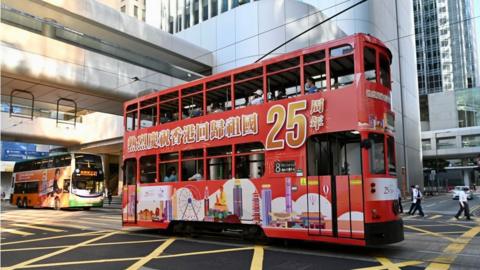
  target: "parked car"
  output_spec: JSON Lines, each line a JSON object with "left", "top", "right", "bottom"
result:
{"left": 451, "top": 186, "right": 473, "bottom": 200}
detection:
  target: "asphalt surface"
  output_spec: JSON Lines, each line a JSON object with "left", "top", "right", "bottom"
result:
{"left": 1, "top": 193, "right": 480, "bottom": 270}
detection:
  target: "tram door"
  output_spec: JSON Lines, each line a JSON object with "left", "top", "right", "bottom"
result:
{"left": 306, "top": 133, "right": 364, "bottom": 238}
{"left": 123, "top": 159, "right": 137, "bottom": 224}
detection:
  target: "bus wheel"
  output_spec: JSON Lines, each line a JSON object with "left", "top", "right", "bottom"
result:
{"left": 16, "top": 198, "right": 22, "bottom": 208}
{"left": 22, "top": 198, "right": 28, "bottom": 208}
{"left": 83, "top": 207, "right": 91, "bottom": 211}
{"left": 54, "top": 198, "right": 60, "bottom": 210}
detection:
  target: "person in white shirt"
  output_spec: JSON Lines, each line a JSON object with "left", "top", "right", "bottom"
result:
{"left": 455, "top": 187, "right": 471, "bottom": 220}
{"left": 411, "top": 185, "right": 424, "bottom": 217}
{"left": 188, "top": 168, "right": 203, "bottom": 181}
{"left": 249, "top": 89, "right": 264, "bottom": 105}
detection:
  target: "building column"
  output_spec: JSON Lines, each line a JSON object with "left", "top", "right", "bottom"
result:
{"left": 463, "top": 169, "right": 471, "bottom": 187}
{"left": 117, "top": 154, "right": 124, "bottom": 195}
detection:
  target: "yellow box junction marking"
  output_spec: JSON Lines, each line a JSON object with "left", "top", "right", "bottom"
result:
{"left": 404, "top": 225, "right": 455, "bottom": 242}
{"left": 429, "top": 215, "right": 442, "bottom": 220}
{"left": 126, "top": 237, "right": 175, "bottom": 270}
{"left": 11, "top": 223, "right": 64, "bottom": 233}
{"left": 425, "top": 225, "right": 480, "bottom": 270}
{"left": 353, "top": 257, "right": 422, "bottom": 270}
{"left": 1, "top": 228, "right": 34, "bottom": 236}
{"left": 3, "top": 231, "right": 118, "bottom": 270}
{"left": 250, "top": 245, "right": 264, "bottom": 270}
{"left": 1, "top": 230, "right": 107, "bottom": 246}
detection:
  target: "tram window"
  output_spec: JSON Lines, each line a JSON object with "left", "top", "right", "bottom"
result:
{"left": 160, "top": 99, "right": 179, "bottom": 123}
{"left": 207, "top": 87, "right": 230, "bottom": 113}
{"left": 206, "top": 76, "right": 230, "bottom": 89}
{"left": 160, "top": 152, "right": 179, "bottom": 161}
{"left": 126, "top": 103, "right": 138, "bottom": 131}
{"left": 182, "top": 93, "right": 203, "bottom": 119}
{"left": 182, "top": 149, "right": 203, "bottom": 159}
{"left": 304, "top": 62, "right": 327, "bottom": 91}
{"left": 234, "top": 78, "right": 263, "bottom": 108}
{"left": 140, "top": 155, "right": 156, "bottom": 183}
{"left": 236, "top": 142, "right": 264, "bottom": 153}
{"left": 235, "top": 154, "right": 264, "bottom": 179}
{"left": 207, "top": 145, "right": 232, "bottom": 156}
{"left": 380, "top": 54, "right": 391, "bottom": 88}
{"left": 330, "top": 45, "right": 353, "bottom": 58}
{"left": 330, "top": 54, "right": 354, "bottom": 90}
{"left": 234, "top": 67, "right": 262, "bottom": 81}
{"left": 267, "top": 57, "right": 299, "bottom": 73}
{"left": 159, "top": 90, "right": 178, "bottom": 101}
{"left": 338, "top": 142, "right": 361, "bottom": 175}
{"left": 140, "top": 105, "right": 157, "bottom": 128}
{"left": 182, "top": 159, "right": 204, "bottom": 181}
{"left": 304, "top": 50, "right": 325, "bottom": 63}
{"left": 267, "top": 68, "right": 300, "bottom": 101}
{"left": 208, "top": 157, "right": 231, "bottom": 180}
{"left": 369, "top": 133, "right": 386, "bottom": 174}
{"left": 307, "top": 138, "right": 331, "bottom": 176}
{"left": 364, "top": 47, "right": 377, "bottom": 82}
{"left": 387, "top": 136, "right": 396, "bottom": 175}
{"left": 159, "top": 162, "right": 178, "bottom": 182}
{"left": 124, "top": 159, "right": 137, "bottom": 185}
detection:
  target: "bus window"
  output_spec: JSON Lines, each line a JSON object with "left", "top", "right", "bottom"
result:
{"left": 14, "top": 183, "right": 25, "bottom": 194}
{"left": 207, "top": 145, "right": 232, "bottom": 180}
{"left": 330, "top": 45, "right": 354, "bottom": 90}
{"left": 124, "top": 159, "right": 137, "bottom": 185}
{"left": 369, "top": 133, "right": 386, "bottom": 174}
{"left": 140, "top": 98, "right": 158, "bottom": 129}
{"left": 364, "top": 47, "right": 377, "bottom": 82}
{"left": 75, "top": 154, "right": 102, "bottom": 171}
{"left": 235, "top": 77, "right": 263, "bottom": 108}
{"left": 159, "top": 152, "right": 178, "bottom": 182}
{"left": 182, "top": 149, "right": 204, "bottom": 181}
{"left": 126, "top": 103, "right": 138, "bottom": 131}
{"left": 380, "top": 54, "right": 391, "bottom": 88}
{"left": 387, "top": 136, "right": 396, "bottom": 175}
{"left": 235, "top": 142, "right": 264, "bottom": 179}
{"left": 140, "top": 155, "right": 156, "bottom": 183}
{"left": 25, "top": 182, "right": 39, "bottom": 193}
{"left": 54, "top": 154, "right": 72, "bottom": 168}
{"left": 267, "top": 68, "right": 301, "bottom": 101}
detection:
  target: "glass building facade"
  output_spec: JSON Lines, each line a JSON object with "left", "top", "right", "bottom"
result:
{"left": 413, "top": 0, "right": 478, "bottom": 96}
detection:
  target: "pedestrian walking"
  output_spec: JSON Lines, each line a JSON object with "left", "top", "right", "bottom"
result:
{"left": 411, "top": 185, "right": 425, "bottom": 217}
{"left": 407, "top": 185, "right": 416, "bottom": 215}
{"left": 108, "top": 190, "right": 113, "bottom": 205}
{"left": 396, "top": 186, "right": 403, "bottom": 213}
{"left": 455, "top": 187, "right": 471, "bottom": 220}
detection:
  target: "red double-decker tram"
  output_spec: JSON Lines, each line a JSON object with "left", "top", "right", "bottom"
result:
{"left": 122, "top": 33, "right": 402, "bottom": 246}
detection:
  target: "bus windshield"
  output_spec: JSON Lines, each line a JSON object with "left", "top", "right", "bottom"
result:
{"left": 72, "top": 179, "right": 104, "bottom": 195}
{"left": 75, "top": 154, "right": 103, "bottom": 171}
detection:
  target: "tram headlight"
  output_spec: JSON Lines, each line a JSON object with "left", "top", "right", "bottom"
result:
{"left": 370, "top": 182, "right": 376, "bottom": 193}
{"left": 75, "top": 169, "right": 80, "bottom": 174}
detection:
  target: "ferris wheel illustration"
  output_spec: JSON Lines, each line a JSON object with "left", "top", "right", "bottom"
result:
{"left": 177, "top": 186, "right": 202, "bottom": 221}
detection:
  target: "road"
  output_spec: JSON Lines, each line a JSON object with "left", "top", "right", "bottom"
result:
{"left": 1, "top": 193, "right": 479, "bottom": 270}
